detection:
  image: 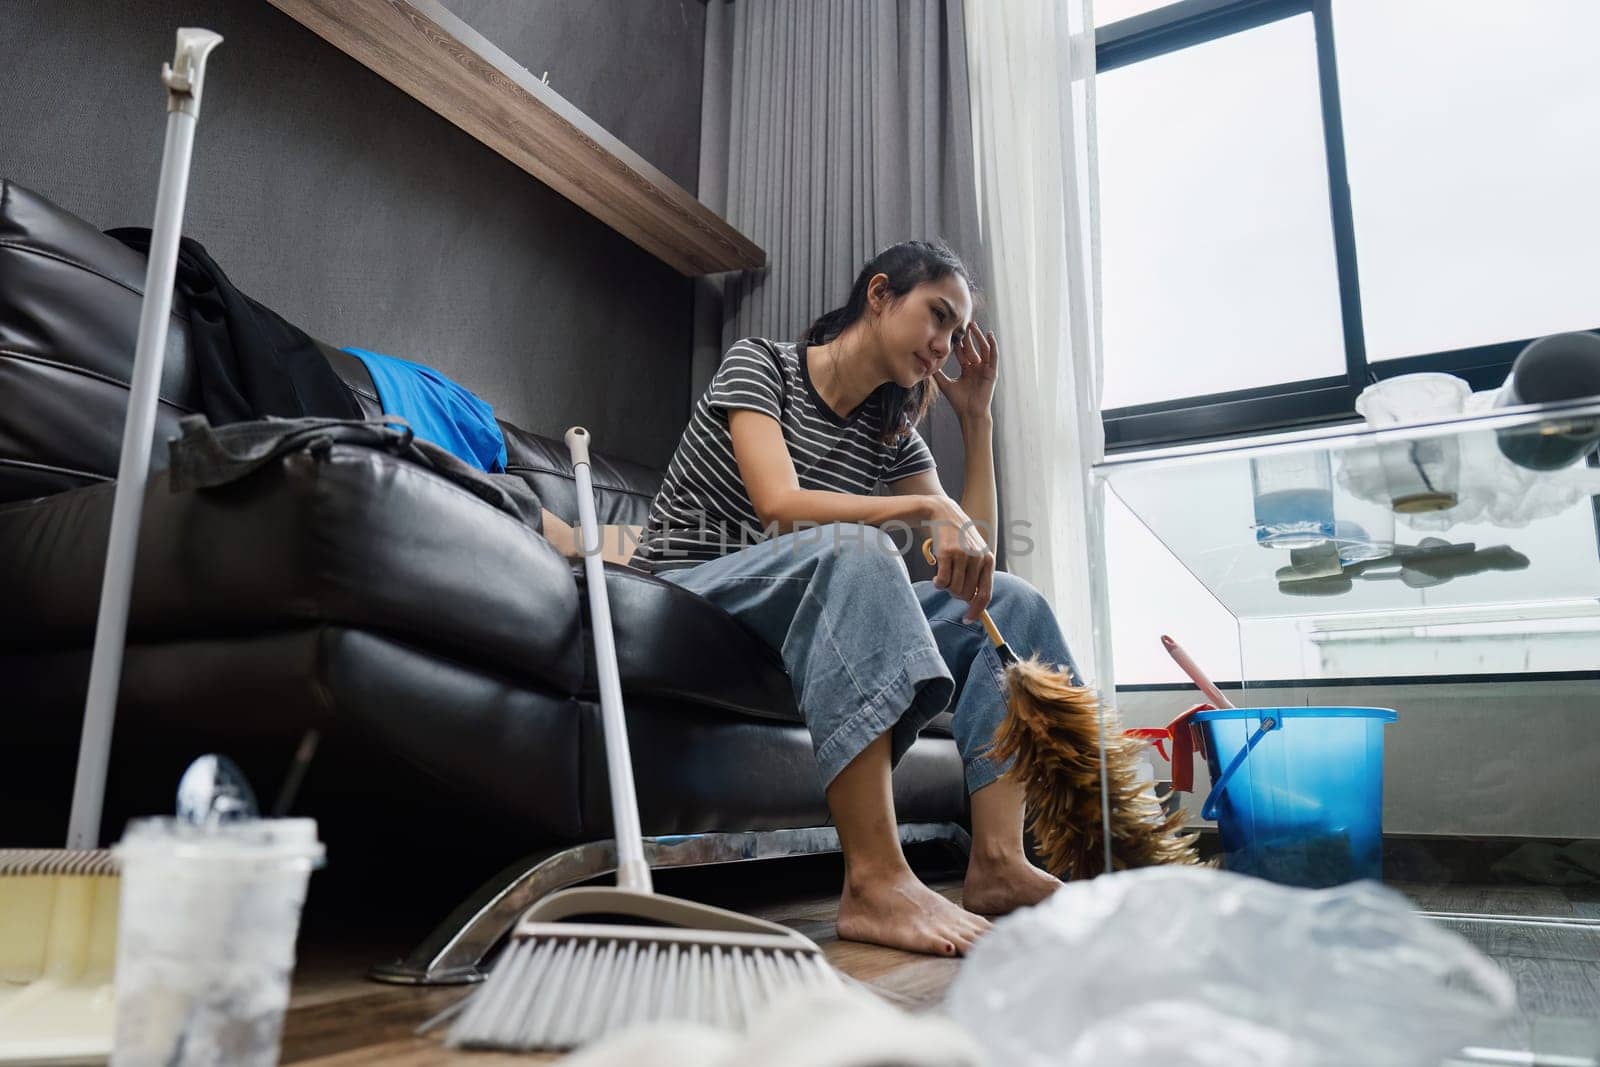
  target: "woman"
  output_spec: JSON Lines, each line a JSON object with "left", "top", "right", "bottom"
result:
{"left": 630, "top": 241, "right": 1078, "bottom": 957}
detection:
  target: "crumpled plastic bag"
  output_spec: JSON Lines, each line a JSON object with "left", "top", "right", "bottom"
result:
{"left": 944, "top": 866, "right": 1514, "bottom": 1067}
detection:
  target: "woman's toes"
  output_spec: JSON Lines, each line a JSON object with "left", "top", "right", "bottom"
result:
{"left": 837, "top": 870, "right": 1001, "bottom": 957}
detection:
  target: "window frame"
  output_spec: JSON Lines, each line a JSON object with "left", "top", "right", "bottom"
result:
{"left": 1095, "top": 0, "right": 1596, "bottom": 452}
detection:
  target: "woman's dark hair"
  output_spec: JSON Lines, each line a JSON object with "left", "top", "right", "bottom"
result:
{"left": 805, "top": 240, "right": 978, "bottom": 445}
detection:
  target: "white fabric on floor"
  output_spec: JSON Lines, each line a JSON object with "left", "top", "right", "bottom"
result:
{"left": 559, "top": 985, "right": 987, "bottom": 1067}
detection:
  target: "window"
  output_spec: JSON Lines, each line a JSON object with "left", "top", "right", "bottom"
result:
{"left": 1335, "top": 0, "right": 1600, "bottom": 361}
{"left": 1098, "top": 16, "right": 1345, "bottom": 409}
{"left": 1104, "top": 492, "right": 1241, "bottom": 685}
{"left": 1095, "top": 0, "right": 1600, "bottom": 450}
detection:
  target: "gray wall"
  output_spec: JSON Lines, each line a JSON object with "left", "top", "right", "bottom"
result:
{"left": 1119, "top": 680, "right": 1600, "bottom": 840}
{"left": 1, "top": 0, "right": 706, "bottom": 467}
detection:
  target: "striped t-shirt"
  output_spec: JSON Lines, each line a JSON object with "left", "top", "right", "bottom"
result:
{"left": 632, "top": 338, "right": 936, "bottom": 573}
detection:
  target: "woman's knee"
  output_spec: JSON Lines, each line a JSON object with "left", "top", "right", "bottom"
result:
{"left": 809, "top": 522, "right": 907, "bottom": 572}
{"left": 989, "top": 570, "right": 1048, "bottom": 614}
{"left": 988, "top": 572, "right": 1077, "bottom": 673}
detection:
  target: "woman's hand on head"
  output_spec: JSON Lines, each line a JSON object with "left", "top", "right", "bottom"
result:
{"left": 925, "top": 496, "right": 995, "bottom": 622}
{"left": 932, "top": 325, "right": 998, "bottom": 423}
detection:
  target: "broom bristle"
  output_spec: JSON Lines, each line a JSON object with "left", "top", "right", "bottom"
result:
{"left": 449, "top": 931, "right": 835, "bottom": 1051}
{"left": 990, "top": 656, "right": 1198, "bottom": 879}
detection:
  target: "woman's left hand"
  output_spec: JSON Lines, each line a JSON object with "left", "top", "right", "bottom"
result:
{"left": 932, "top": 325, "right": 998, "bottom": 422}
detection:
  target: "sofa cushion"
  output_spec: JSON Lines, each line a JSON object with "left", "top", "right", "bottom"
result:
{"left": 502, "top": 423, "right": 660, "bottom": 526}
{"left": 0, "top": 180, "right": 201, "bottom": 503}
{"left": 573, "top": 560, "right": 799, "bottom": 723}
{"left": 0, "top": 443, "right": 583, "bottom": 692}
{"left": 2, "top": 626, "right": 588, "bottom": 852}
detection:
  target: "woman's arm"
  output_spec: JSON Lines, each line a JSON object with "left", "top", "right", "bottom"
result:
{"left": 729, "top": 410, "right": 936, "bottom": 531}
{"left": 929, "top": 327, "right": 1000, "bottom": 544}
{"left": 883, "top": 415, "right": 996, "bottom": 546}
{"left": 887, "top": 462, "right": 995, "bottom": 623}
{"left": 885, "top": 326, "right": 999, "bottom": 620}
{"left": 954, "top": 414, "right": 996, "bottom": 546}
{"left": 734, "top": 408, "right": 992, "bottom": 620}
{"left": 540, "top": 508, "right": 641, "bottom": 566}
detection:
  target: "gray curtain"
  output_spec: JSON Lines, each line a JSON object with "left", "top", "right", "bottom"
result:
{"left": 695, "top": 0, "right": 988, "bottom": 567}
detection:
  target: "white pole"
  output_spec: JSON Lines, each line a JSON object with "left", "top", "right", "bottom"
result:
{"left": 67, "top": 28, "right": 223, "bottom": 850}
{"left": 565, "top": 427, "right": 653, "bottom": 894}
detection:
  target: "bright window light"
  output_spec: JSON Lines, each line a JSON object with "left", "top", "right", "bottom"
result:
{"left": 1105, "top": 491, "right": 1240, "bottom": 685}
{"left": 1097, "top": 16, "right": 1347, "bottom": 409}
{"left": 1336, "top": 0, "right": 1600, "bottom": 359}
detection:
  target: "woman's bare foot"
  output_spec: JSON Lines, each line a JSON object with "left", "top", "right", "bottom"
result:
{"left": 836, "top": 866, "right": 993, "bottom": 957}
{"left": 962, "top": 851, "right": 1062, "bottom": 916}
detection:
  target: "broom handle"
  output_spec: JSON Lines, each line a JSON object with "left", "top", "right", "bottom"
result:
{"left": 68, "top": 28, "right": 223, "bottom": 850}
{"left": 565, "top": 427, "right": 652, "bottom": 894}
{"left": 921, "top": 539, "right": 1007, "bottom": 649}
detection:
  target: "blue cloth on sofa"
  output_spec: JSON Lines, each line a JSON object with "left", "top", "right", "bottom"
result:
{"left": 343, "top": 347, "right": 507, "bottom": 473}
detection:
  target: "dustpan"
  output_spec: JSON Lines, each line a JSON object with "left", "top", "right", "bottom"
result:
{"left": 0, "top": 28, "right": 223, "bottom": 1064}
{"left": 447, "top": 427, "right": 838, "bottom": 1053}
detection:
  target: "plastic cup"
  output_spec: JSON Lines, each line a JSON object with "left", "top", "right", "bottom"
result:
{"left": 1354, "top": 373, "right": 1469, "bottom": 427}
{"left": 1331, "top": 497, "right": 1396, "bottom": 565}
{"left": 1250, "top": 451, "right": 1335, "bottom": 548}
{"left": 110, "top": 818, "right": 324, "bottom": 1067}
{"left": 1355, "top": 374, "right": 1470, "bottom": 512}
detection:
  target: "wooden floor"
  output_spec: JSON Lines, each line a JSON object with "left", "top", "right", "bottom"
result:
{"left": 280, "top": 866, "right": 965, "bottom": 1065}
{"left": 280, "top": 867, "right": 1600, "bottom": 1065}
{"left": 1391, "top": 882, "right": 1600, "bottom": 1058}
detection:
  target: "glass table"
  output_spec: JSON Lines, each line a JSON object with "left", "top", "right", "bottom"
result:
{"left": 1093, "top": 397, "right": 1600, "bottom": 1065}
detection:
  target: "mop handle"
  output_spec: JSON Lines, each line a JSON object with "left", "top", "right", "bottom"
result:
{"left": 566, "top": 428, "right": 652, "bottom": 894}
{"left": 921, "top": 538, "right": 1007, "bottom": 650}
{"left": 1161, "top": 634, "right": 1235, "bottom": 709}
{"left": 67, "top": 28, "right": 223, "bottom": 851}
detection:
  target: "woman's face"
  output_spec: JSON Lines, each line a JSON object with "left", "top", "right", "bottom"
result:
{"left": 869, "top": 273, "right": 974, "bottom": 389}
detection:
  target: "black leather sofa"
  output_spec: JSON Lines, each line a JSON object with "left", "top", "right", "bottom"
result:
{"left": 0, "top": 180, "right": 969, "bottom": 979}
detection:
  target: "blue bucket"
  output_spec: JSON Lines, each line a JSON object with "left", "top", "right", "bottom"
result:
{"left": 1193, "top": 706, "right": 1398, "bottom": 888}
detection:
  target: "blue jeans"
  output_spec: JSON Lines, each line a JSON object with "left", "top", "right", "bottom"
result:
{"left": 656, "top": 522, "right": 1080, "bottom": 794}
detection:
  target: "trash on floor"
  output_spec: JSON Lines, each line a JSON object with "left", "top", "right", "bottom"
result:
{"left": 944, "top": 865, "right": 1515, "bottom": 1067}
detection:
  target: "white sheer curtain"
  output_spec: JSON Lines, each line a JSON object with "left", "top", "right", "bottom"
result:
{"left": 964, "top": 0, "right": 1112, "bottom": 688}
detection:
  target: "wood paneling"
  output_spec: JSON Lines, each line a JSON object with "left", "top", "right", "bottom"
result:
{"left": 266, "top": 0, "right": 764, "bottom": 277}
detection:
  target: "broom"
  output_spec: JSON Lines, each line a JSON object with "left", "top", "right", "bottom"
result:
{"left": 920, "top": 540, "right": 1196, "bottom": 878}
{"left": 447, "top": 427, "right": 838, "bottom": 1053}
{"left": 0, "top": 29, "right": 223, "bottom": 1062}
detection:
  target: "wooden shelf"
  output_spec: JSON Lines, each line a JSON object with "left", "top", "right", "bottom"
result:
{"left": 267, "top": 0, "right": 764, "bottom": 277}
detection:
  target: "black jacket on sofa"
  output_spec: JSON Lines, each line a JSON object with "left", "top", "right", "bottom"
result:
{"left": 0, "top": 180, "right": 965, "bottom": 918}
{"left": 105, "top": 227, "right": 364, "bottom": 425}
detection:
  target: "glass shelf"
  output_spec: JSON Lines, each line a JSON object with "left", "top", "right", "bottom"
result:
{"left": 1095, "top": 397, "right": 1600, "bottom": 681}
